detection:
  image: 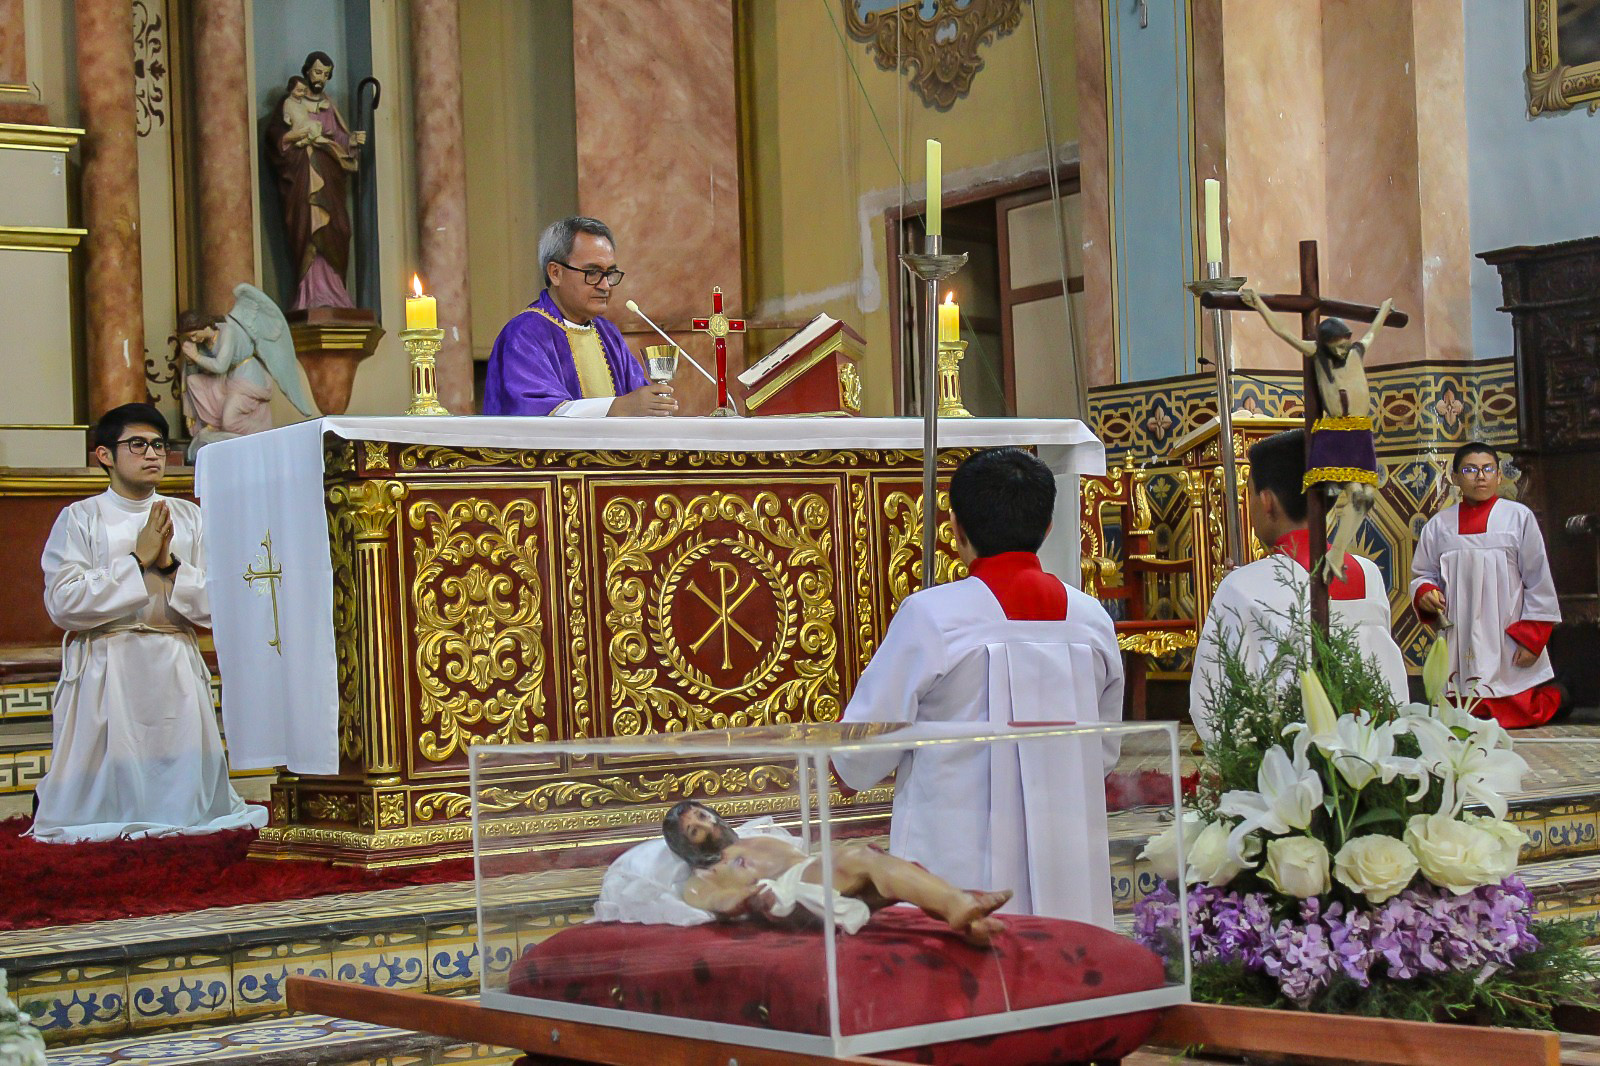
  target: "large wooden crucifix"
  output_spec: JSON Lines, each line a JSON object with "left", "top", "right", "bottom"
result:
{"left": 1200, "top": 240, "right": 1408, "bottom": 632}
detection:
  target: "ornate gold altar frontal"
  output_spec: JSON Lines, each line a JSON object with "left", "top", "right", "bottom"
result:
{"left": 253, "top": 440, "right": 969, "bottom": 867}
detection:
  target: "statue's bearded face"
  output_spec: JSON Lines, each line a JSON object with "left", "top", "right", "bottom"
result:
{"left": 307, "top": 61, "right": 333, "bottom": 92}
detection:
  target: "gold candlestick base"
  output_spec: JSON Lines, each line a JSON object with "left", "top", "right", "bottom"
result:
{"left": 401, "top": 327, "right": 449, "bottom": 416}
{"left": 936, "top": 339, "right": 973, "bottom": 418}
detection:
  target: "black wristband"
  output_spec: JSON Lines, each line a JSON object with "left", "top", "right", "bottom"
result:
{"left": 131, "top": 551, "right": 147, "bottom": 570}
{"left": 155, "top": 555, "right": 181, "bottom": 576}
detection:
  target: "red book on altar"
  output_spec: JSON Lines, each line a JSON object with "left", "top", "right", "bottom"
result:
{"left": 737, "top": 314, "right": 866, "bottom": 417}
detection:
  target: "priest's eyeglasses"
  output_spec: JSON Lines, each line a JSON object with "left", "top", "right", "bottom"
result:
{"left": 114, "top": 437, "right": 169, "bottom": 456}
{"left": 554, "top": 261, "right": 625, "bottom": 287}
{"left": 1458, "top": 463, "right": 1498, "bottom": 477}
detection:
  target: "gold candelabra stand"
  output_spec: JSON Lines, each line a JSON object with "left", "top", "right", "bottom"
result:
{"left": 401, "top": 327, "right": 449, "bottom": 416}
{"left": 936, "top": 339, "right": 972, "bottom": 418}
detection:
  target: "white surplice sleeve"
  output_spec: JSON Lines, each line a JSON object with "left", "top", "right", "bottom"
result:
{"left": 167, "top": 499, "right": 211, "bottom": 628}
{"left": 1515, "top": 504, "right": 1561, "bottom": 624}
{"left": 834, "top": 593, "right": 948, "bottom": 790}
{"left": 1189, "top": 574, "right": 1250, "bottom": 747}
{"left": 1072, "top": 589, "right": 1125, "bottom": 772}
{"left": 1409, "top": 513, "right": 1445, "bottom": 604}
{"left": 41, "top": 505, "right": 148, "bottom": 631}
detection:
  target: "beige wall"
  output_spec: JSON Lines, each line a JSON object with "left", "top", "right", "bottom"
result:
{"left": 741, "top": 3, "right": 1077, "bottom": 416}
{"left": 460, "top": 0, "right": 577, "bottom": 361}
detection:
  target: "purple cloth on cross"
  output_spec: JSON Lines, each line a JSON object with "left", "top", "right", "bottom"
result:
{"left": 483, "top": 290, "right": 650, "bottom": 416}
{"left": 1307, "top": 425, "right": 1379, "bottom": 485}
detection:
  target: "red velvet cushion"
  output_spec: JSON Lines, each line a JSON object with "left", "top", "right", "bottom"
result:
{"left": 507, "top": 907, "right": 1165, "bottom": 1065}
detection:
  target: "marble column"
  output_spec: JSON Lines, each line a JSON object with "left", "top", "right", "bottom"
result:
{"left": 410, "top": 0, "right": 474, "bottom": 414}
{"left": 192, "top": 0, "right": 255, "bottom": 314}
{"left": 75, "top": 0, "right": 147, "bottom": 417}
{"left": 572, "top": 0, "right": 740, "bottom": 416}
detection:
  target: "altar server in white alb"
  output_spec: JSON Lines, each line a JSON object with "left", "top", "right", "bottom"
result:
{"left": 1191, "top": 429, "right": 1409, "bottom": 746}
{"left": 836, "top": 447, "right": 1123, "bottom": 928}
{"left": 29, "top": 404, "right": 266, "bottom": 843}
{"left": 1411, "top": 442, "right": 1562, "bottom": 729}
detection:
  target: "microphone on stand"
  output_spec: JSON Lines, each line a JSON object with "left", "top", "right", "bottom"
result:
{"left": 624, "top": 300, "right": 716, "bottom": 386}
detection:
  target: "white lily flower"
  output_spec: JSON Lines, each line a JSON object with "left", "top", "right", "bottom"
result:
{"left": 1288, "top": 709, "right": 1421, "bottom": 791}
{"left": 1410, "top": 716, "right": 1529, "bottom": 820}
{"left": 1218, "top": 739, "right": 1324, "bottom": 863}
{"left": 1300, "top": 669, "right": 1339, "bottom": 740}
{"left": 1422, "top": 635, "right": 1451, "bottom": 706}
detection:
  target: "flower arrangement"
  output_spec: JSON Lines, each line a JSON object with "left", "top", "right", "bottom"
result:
{"left": 0, "top": 969, "right": 46, "bottom": 1066}
{"left": 1135, "top": 604, "right": 1600, "bottom": 1026}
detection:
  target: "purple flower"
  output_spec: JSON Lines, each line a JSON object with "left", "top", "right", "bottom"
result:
{"left": 1133, "top": 876, "right": 1538, "bottom": 1004}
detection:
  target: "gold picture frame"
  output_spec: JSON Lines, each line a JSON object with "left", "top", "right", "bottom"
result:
{"left": 1527, "top": 0, "right": 1600, "bottom": 115}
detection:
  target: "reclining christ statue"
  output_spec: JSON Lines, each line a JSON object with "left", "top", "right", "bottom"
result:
{"left": 662, "top": 800, "right": 1013, "bottom": 946}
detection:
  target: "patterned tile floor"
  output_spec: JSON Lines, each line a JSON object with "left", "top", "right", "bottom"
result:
{"left": 40, "top": 1011, "right": 516, "bottom": 1065}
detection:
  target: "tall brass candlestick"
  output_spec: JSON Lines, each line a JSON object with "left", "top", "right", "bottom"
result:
{"left": 900, "top": 235, "right": 968, "bottom": 589}
{"left": 402, "top": 327, "right": 449, "bottom": 416}
{"left": 936, "top": 339, "right": 973, "bottom": 418}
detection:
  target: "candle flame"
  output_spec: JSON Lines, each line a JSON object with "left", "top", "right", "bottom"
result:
{"left": 411, "top": 274, "right": 425, "bottom": 298}
{"left": 944, "top": 291, "right": 956, "bottom": 306}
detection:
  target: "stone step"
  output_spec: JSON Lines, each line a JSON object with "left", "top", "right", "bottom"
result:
{"left": 38, "top": 1009, "right": 517, "bottom": 1066}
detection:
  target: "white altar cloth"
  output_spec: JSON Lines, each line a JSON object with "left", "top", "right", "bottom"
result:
{"left": 195, "top": 417, "right": 1105, "bottom": 774}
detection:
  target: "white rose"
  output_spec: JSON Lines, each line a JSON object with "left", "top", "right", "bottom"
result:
{"left": 1461, "top": 813, "right": 1527, "bottom": 881}
{"left": 1187, "top": 820, "right": 1258, "bottom": 887}
{"left": 1333, "top": 834, "right": 1419, "bottom": 903}
{"left": 1261, "top": 835, "right": 1331, "bottom": 898}
{"left": 1404, "top": 813, "right": 1509, "bottom": 894}
{"left": 1139, "top": 811, "right": 1203, "bottom": 881}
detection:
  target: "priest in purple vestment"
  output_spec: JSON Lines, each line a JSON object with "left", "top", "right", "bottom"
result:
{"left": 483, "top": 217, "right": 675, "bottom": 416}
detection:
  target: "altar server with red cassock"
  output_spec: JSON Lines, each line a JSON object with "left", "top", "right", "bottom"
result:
{"left": 1190, "top": 430, "right": 1409, "bottom": 746}
{"left": 836, "top": 448, "right": 1123, "bottom": 928}
{"left": 1410, "top": 442, "right": 1562, "bottom": 728}
{"left": 483, "top": 216, "right": 673, "bottom": 417}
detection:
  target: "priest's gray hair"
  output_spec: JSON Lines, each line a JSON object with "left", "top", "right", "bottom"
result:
{"left": 539, "top": 216, "right": 615, "bottom": 285}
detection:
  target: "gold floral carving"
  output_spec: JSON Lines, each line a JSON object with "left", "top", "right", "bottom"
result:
{"left": 602, "top": 490, "right": 840, "bottom": 734}
{"left": 359, "top": 794, "right": 375, "bottom": 831}
{"left": 849, "top": 479, "right": 878, "bottom": 668}
{"left": 884, "top": 489, "right": 963, "bottom": 607}
{"left": 560, "top": 481, "right": 594, "bottom": 738}
{"left": 364, "top": 441, "right": 392, "bottom": 470}
{"left": 306, "top": 793, "right": 356, "bottom": 822}
{"left": 839, "top": 361, "right": 863, "bottom": 413}
{"left": 413, "top": 765, "right": 797, "bottom": 822}
{"left": 1117, "top": 629, "right": 1199, "bottom": 658}
{"left": 409, "top": 498, "right": 551, "bottom": 761}
{"left": 844, "top": 0, "right": 1025, "bottom": 111}
{"left": 378, "top": 792, "right": 407, "bottom": 829}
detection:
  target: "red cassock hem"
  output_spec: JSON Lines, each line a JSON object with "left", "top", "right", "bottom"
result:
{"left": 1473, "top": 686, "right": 1562, "bottom": 729}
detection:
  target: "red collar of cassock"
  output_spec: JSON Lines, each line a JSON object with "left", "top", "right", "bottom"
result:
{"left": 1274, "top": 528, "right": 1366, "bottom": 599}
{"left": 968, "top": 552, "right": 1068, "bottom": 621}
{"left": 1459, "top": 496, "right": 1497, "bottom": 535}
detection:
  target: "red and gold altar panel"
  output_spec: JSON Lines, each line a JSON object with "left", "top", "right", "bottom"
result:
{"left": 201, "top": 418, "right": 1102, "bottom": 868}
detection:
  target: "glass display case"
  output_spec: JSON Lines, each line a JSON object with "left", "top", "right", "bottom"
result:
{"left": 473, "top": 720, "right": 1189, "bottom": 1059}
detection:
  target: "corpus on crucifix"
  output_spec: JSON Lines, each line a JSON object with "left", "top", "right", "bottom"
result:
{"left": 692, "top": 286, "right": 745, "bottom": 416}
{"left": 1200, "top": 241, "right": 1408, "bottom": 630}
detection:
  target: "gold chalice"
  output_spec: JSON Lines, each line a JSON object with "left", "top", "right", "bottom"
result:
{"left": 643, "top": 344, "right": 679, "bottom": 385}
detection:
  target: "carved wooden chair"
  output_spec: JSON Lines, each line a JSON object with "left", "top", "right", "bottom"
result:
{"left": 1080, "top": 466, "right": 1198, "bottom": 720}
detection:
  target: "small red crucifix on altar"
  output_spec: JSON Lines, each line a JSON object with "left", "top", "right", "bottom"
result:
{"left": 692, "top": 286, "right": 745, "bottom": 415}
